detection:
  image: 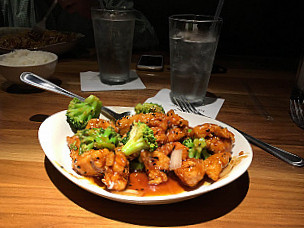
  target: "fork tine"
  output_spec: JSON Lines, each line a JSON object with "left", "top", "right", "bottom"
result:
{"left": 295, "top": 99, "right": 304, "bottom": 126}
{"left": 172, "top": 96, "right": 188, "bottom": 112}
{"left": 179, "top": 96, "right": 199, "bottom": 114}
{"left": 179, "top": 96, "right": 207, "bottom": 117}
{"left": 178, "top": 96, "right": 192, "bottom": 113}
{"left": 180, "top": 96, "right": 197, "bottom": 113}
{"left": 173, "top": 95, "right": 208, "bottom": 117}
{"left": 290, "top": 99, "right": 297, "bottom": 122}
{"left": 290, "top": 98, "right": 304, "bottom": 129}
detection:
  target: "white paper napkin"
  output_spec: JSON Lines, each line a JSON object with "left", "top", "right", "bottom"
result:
{"left": 145, "top": 89, "right": 224, "bottom": 119}
{"left": 80, "top": 70, "right": 146, "bottom": 91}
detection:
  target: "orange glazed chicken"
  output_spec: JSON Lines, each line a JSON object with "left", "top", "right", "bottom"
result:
{"left": 66, "top": 100, "right": 236, "bottom": 196}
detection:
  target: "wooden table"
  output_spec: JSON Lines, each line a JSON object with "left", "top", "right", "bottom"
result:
{"left": 1, "top": 54, "right": 303, "bottom": 227}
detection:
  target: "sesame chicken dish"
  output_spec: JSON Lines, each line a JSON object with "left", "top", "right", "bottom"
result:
{"left": 66, "top": 97, "right": 236, "bottom": 197}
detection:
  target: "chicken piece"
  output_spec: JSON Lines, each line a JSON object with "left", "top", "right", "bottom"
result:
{"left": 102, "top": 151, "right": 129, "bottom": 191}
{"left": 174, "top": 158, "right": 205, "bottom": 187}
{"left": 140, "top": 150, "right": 170, "bottom": 185}
{"left": 71, "top": 148, "right": 115, "bottom": 176}
{"left": 193, "top": 123, "right": 235, "bottom": 142}
{"left": 67, "top": 136, "right": 129, "bottom": 191}
{"left": 112, "top": 151, "right": 129, "bottom": 174}
{"left": 151, "top": 126, "right": 167, "bottom": 145}
{"left": 166, "top": 110, "right": 189, "bottom": 128}
{"left": 86, "top": 118, "right": 117, "bottom": 131}
{"left": 157, "top": 142, "right": 188, "bottom": 160}
{"left": 204, "top": 152, "right": 231, "bottom": 181}
{"left": 147, "top": 170, "right": 168, "bottom": 186}
{"left": 205, "top": 136, "right": 233, "bottom": 154}
{"left": 116, "top": 112, "right": 168, "bottom": 135}
{"left": 166, "top": 127, "right": 188, "bottom": 143}
{"left": 67, "top": 135, "right": 113, "bottom": 176}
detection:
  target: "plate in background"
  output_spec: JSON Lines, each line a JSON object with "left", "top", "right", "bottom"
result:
{"left": 0, "top": 27, "right": 84, "bottom": 55}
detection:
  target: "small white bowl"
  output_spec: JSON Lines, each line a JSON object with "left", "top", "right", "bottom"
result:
{"left": 0, "top": 50, "right": 58, "bottom": 84}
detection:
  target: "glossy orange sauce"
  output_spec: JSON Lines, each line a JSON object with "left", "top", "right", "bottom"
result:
{"left": 125, "top": 172, "right": 191, "bottom": 196}
{"left": 90, "top": 172, "right": 197, "bottom": 197}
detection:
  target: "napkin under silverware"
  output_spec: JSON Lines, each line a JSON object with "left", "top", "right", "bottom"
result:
{"left": 145, "top": 89, "right": 224, "bottom": 119}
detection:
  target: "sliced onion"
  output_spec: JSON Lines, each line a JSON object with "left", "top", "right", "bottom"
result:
{"left": 170, "top": 149, "right": 183, "bottom": 170}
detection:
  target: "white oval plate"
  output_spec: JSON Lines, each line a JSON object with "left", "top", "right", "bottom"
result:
{"left": 38, "top": 107, "right": 253, "bottom": 205}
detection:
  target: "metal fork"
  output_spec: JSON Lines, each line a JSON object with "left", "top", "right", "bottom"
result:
{"left": 173, "top": 96, "right": 304, "bottom": 167}
{"left": 172, "top": 96, "right": 205, "bottom": 116}
{"left": 290, "top": 96, "right": 304, "bottom": 129}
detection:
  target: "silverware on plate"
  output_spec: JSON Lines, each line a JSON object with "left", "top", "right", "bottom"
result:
{"left": 20, "top": 72, "right": 131, "bottom": 120}
{"left": 172, "top": 96, "right": 304, "bottom": 167}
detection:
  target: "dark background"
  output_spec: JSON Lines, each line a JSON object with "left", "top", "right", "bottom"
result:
{"left": 134, "top": 0, "right": 303, "bottom": 60}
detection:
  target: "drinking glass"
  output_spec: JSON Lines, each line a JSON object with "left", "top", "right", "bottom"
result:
{"left": 92, "top": 8, "right": 135, "bottom": 85}
{"left": 169, "top": 15, "right": 222, "bottom": 105}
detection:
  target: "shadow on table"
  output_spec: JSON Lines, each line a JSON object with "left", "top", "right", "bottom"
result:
{"left": 1, "top": 78, "right": 62, "bottom": 94}
{"left": 204, "top": 92, "right": 219, "bottom": 106}
{"left": 45, "top": 157, "right": 249, "bottom": 226}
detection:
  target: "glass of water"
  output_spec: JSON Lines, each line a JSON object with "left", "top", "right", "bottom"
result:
{"left": 169, "top": 15, "right": 222, "bottom": 105}
{"left": 92, "top": 8, "right": 135, "bottom": 85}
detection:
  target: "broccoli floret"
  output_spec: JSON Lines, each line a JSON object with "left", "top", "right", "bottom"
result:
{"left": 121, "top": 131, "right": 130, "bottom": 145}
{"left": 183, "top": 138, "right": 194, "bottom": 151}
{"left": 66, "top": 95, "right": 102, "bottom": 132}
{"left": 121, "top": 122, "right": 157, "bottom": 156}
{"left": 183, "top": 137, "right": 210, "bottom": 159}
{"left": 135, "top": 102, "right": 165, "bottom": 114}
{"left": 73, "top": 127, "right": 121, "bottom": 155}
{"left": 129, "top": 158, "right": 145, "bottom": 172}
